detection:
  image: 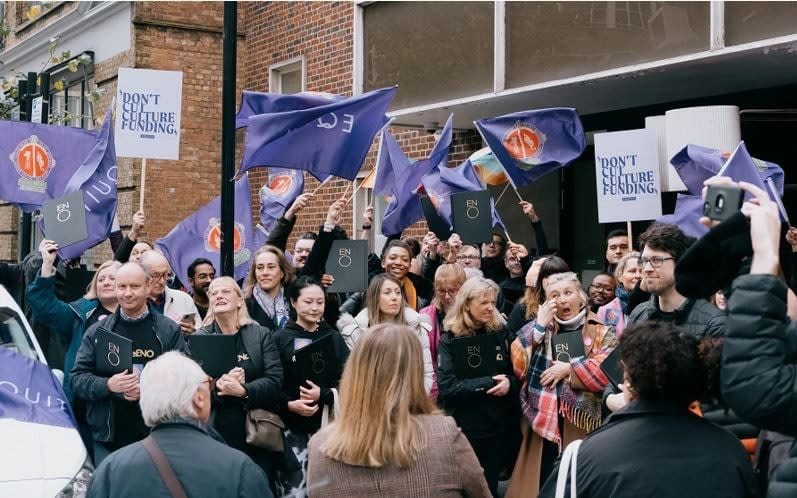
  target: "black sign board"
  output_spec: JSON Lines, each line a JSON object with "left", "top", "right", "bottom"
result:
{"left": 189, "top": 334, "right": 237, "bottom": 378}
{"left": 325, "top": 240, "right": 368, "bottom": 293}
{"left": 293, "top": 333, "right": 338, "bottom": 389}
{"left": 42, "top": 190, "right": 89, "bottom": 248}
{"left": 95, "top": 327, "right": 133, "bottom": 376}
{"left": 551, "top": 331, "right": 585, "bottom": 363}
{"left": 451, "top": 190, "right": 493, "bottom": 244}
{"left": 450, "top": 333, "right": 500, "bottom": 379}
{"left": 600, "top": 347, "right": 623, "bottom": 390}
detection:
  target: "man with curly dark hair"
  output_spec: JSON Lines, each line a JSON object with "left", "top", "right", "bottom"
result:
{"left": 539, "top": 321, "right": 756, "bottom": 498}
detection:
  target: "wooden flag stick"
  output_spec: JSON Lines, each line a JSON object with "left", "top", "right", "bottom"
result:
{"left": 494, "top": 182, "right": 512, "bottom": 206}
{"left": 311, "top": 176, "right": 333, "bottom": 195}
{"left": 139, "top": 158, "right": 147, "bottom": 212}
{"left": 512, "top": 184, "right": 524, "bottom": 202}
{"left": 626, "top": 220, "right": 633, "bottom": 246}
{"left": 345, "top": 180, "right": 365, "bottom": 205}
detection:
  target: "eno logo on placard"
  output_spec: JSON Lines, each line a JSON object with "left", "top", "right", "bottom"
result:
{"left": 502, "top": 123, "right": 546, "bottom": 169}
{"left": 10, "top": 135, "right": 56, "bottom": 193}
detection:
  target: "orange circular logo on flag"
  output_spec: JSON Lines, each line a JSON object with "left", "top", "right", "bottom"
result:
{"left": 206, "top": 222, "right": 243, "bottom": 253}
{"left": 11, "top": 136, "right": 55, "bottom": 180}
{"left": 269, "top": 174, "right": 293, "bottom": 196}
{"left": 502, "top": 123, "right": 546, "bottom": 163}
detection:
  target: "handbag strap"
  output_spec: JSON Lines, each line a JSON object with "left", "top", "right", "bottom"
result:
{"left": 554, "top": 439, "right": 583, "bottom": 498}
{"left": 142, "top": 436, "right": 189, "bottom": 498}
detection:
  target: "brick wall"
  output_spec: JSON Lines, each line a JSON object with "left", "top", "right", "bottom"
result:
{"left": 242, "top": 1, "right": 484, "bottom": 253}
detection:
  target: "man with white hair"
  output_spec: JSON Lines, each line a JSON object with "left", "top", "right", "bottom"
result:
{"left": 139, "top": 251, "right": 202, "bottom": 335}
{"left": 87, "top": 352, "right": 271, "bottom": 497}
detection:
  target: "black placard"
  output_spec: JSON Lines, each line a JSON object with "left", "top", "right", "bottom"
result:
{"left": 451, "top": 190, "right": 493, "bottom": 244}
{"left": 450, "top": 334, "right": 501, "bottom": 379}
{"left": 95, "top": 327, "right": 133, "bottom": 376}
{"left": 551, "top": 331, "right": 586, "bottom": 363}
{"left": 188, "top": 334, "right": 237, "bottom": 378}
{"left": 42, "top": 190, "right": 89, "bottom": 248}
{"left": 420, "top": 195, "right": 453, "bottom": 240}
{"left": 600, "top": 347, "right": 623, "bottom": 390}
{"left": 293, "top": 334, "right": 338, "bottom": 389}
{"left": 325, "top": 240, "right": 368, "bottom": 293}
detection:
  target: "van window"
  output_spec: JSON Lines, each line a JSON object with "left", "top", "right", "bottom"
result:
{"left": 0, "top": 308, "right": 37, "bottom": 360}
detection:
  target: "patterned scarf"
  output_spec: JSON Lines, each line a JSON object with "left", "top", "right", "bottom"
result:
{"left": 253, "top": 285, "right": 290, "bottom": 328}
{"left": 517, "top": 311, "right": 615, "bottom": 447}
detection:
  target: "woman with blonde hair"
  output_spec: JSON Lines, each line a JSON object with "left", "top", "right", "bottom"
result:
{"left": 506, "top": 271, "right": 617, "bottom": 498}
{"left": 437, "top": 277, "right": 518, "bottom": 497}
{"left": 308, "top": 323, "right": 491, "bottom": 497}
{"left": 194, "top": 276, "right": 283, "bottom": 481}
{"left": 338, "top": 273, "right": 434, "bottom": 394}
{"left": 507, "top": 256, "right": 570, "bottom": 333}
{"left": 244, "top": 245, "right": 296, "bottom": 330}
{"left": 420, "top": 263, "right": 467, "bottom": 398}
{"left": 596, "top": 251, "right": 641, "bottom": 336}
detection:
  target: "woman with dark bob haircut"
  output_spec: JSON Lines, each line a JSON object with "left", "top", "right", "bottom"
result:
{"left": 538, "top": 321, "right": 756, "bottom": 498}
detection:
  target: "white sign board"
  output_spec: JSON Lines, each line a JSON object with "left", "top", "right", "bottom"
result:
{"left": 31, "top": 96, "right": 43, "bottom": 124}
{"left": 594, "top": 129, "right": 662, "bottom": 223}
{"left": 115, "top": 68, "right": 183, "bottom": 160}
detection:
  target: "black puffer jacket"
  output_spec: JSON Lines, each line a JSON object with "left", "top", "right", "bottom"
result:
{"left": 628, "top": 295, "right": 725, "bottom": 338}
{"left": 723, "top": 274, "right": 797, "bottom": 498}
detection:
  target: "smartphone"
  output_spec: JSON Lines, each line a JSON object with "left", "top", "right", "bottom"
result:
{"left": 703, "top": 185, "right": 744, "bottom": 222}
{"left": 181, "top": 312, "right": 196, "bottom": 322}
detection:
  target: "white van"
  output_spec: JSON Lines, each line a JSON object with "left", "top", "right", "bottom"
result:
{"left": 0, "top": 285, "right": 92, "bottom": 498}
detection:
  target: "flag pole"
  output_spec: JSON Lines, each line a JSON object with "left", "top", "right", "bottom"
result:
{"left": 139, "top": 158, "right": 147, "bottom": 212}
{"left": 626, "top": 220, "right": 633, "bottom": 247}
{"left": 345, "top": 180, "right": 364, "bottom": 205}
{"left": 494, "top": 182, "right": 512, "bottom": 205}
{"left": 311, "top": 175, "right": 333, "bottom": 195}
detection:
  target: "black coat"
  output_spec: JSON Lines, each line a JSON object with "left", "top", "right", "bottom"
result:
{"left": 539, "top": 400, "right": 757, "bottom": 498}
{"left": 723, "top": 274, "right": 797, "bottom": 497}
{"left": 436, "top": 325, "right": 518, "bottom": 439}
{"left": 70, "top": 307, "right": 186, "bottom": 443}
{"left": 86, "top": 419, "right": 271, "bottom": 498}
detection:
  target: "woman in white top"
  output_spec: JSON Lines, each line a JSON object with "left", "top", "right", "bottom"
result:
{"left": 338, "top": 273, "right": 434, "bottom": 394}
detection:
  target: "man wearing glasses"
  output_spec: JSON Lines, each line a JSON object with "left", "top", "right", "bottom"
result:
{"left": 628, "top": 223, "right": 725, "bottom": 339}
{"left": 140, "top": 251, "right": 202, "bottom": 336}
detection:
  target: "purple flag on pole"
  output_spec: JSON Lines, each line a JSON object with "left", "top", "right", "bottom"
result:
{"left": 373, "top": 130, "right": 410, "bottom": 197}
{"left": 381, "top": 115, "right": 453, "bottom": 236}
{"left": 0, "top": 347, "right": 75, "bottom": 429}
{"left": 259, "top": 168, "right": 304, "bottom": 235}
{"left": 0, "top": 116, "right": 99, "bottom": 212}
{"left": 422, "top": 160, "right": 504, "bottom": 229}
{"left": 236, "top": 91, "right": 343, "bottom": 129}
{"left": 156, "top": 174, "right": 266, "bottom": 284}
{"left": 671, "top": 142, "right": 784, "bottom": 198}
{"left": 38, "top": 107, "right": 118, "bottom": 261}
{"left": 658, "top": 193, "right": 708, "bottom": 239}
{"left": 474, "top": 108, "right": 586, "bottom": 189}
{"left": 241, "top": 86, "right": 396, "bottom": 181}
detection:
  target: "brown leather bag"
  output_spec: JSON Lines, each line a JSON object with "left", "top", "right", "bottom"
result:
{"left": 245, "top": 408, "right": 285, "bottom": 452}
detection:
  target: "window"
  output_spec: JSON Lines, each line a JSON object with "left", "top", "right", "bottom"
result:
{"left": 47, "top": 51, "right": 96, "bottom": 129}
{"left": 269, "top": 57, "right": 304, "bottom": 94}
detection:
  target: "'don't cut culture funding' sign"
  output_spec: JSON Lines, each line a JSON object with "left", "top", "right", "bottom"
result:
{"left": 114, "top": 68, "right": 183, "bottom": 160}
{"left": 594, "top": 129, "right": 662, "bottom": 224}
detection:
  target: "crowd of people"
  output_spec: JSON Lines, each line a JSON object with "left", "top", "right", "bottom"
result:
{"left": 2, "top": 177, "right": 797, "bottom": 498}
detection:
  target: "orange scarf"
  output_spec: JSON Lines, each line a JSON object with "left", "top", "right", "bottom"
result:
{"left": 402, "top": 277, "right": 418, "bottom": 310}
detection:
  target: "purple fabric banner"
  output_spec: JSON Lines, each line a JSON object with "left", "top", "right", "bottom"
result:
{"left": 236, "top": 90, "right": 343, "bottom": 129}
{"left": 475, "top": 108, "right": 586, "bottom": 189}
{"left": 422, "top": 159, "right": 504, "bottom": 229}
{"left": 241, "top": 86, "right": 396, "bottom": 181}
{"left": 156, "top": 174, "right": 266, "bottom": 284}
{"left": 259, "top": 168, "right": 305, "bottom": 235}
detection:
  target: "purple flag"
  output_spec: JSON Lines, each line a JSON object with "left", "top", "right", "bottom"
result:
{"left": 719, "top": 141, "right": 784, "bottom": 200}
{"left": 658, "top": 193, "right": 708, "bottom": 239}
{"left": 241, "top": 86, "right": 396, "bottom": 181}
{"left": 156, "top": 174, "right": 266, "bottom": 284}
{"left": 373, "top": 130, "right": 410, "bottom": 197}
{"left": 671, "top": 142, "right": 784, "bottom": 198}
{"left": 259, "top": 168, "right": 304, "bottom": 235}
{"left": 422, "top": 160, "right": 504, "bottom": 229}
{"left": 236, "top": 90, "right": 343, "bottom": 129}
{"left": 38, "top": 108, "right": 118, "bottom": 261}
{"left": 0, "top": 347, "right": 75, "bottom": 429}
{"left": 0, "top": 116, "right": 99, "bottom": 212}
{"left": 474, "top": 108, "right": 586, "bottom": 189}
{"left": 381, "top": 115, "right": 453, "bottom": 236}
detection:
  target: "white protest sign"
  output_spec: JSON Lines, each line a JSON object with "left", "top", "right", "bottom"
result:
{"left": 594, "top": 129, "right": 662, "bottom": 223}
{"left": 115, "top": 68, "right": 183, "bottom": 160}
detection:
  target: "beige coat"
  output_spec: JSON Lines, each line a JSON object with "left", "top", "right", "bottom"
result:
{"left": 307, "top": 414, "right": 491, "bottom": 498}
